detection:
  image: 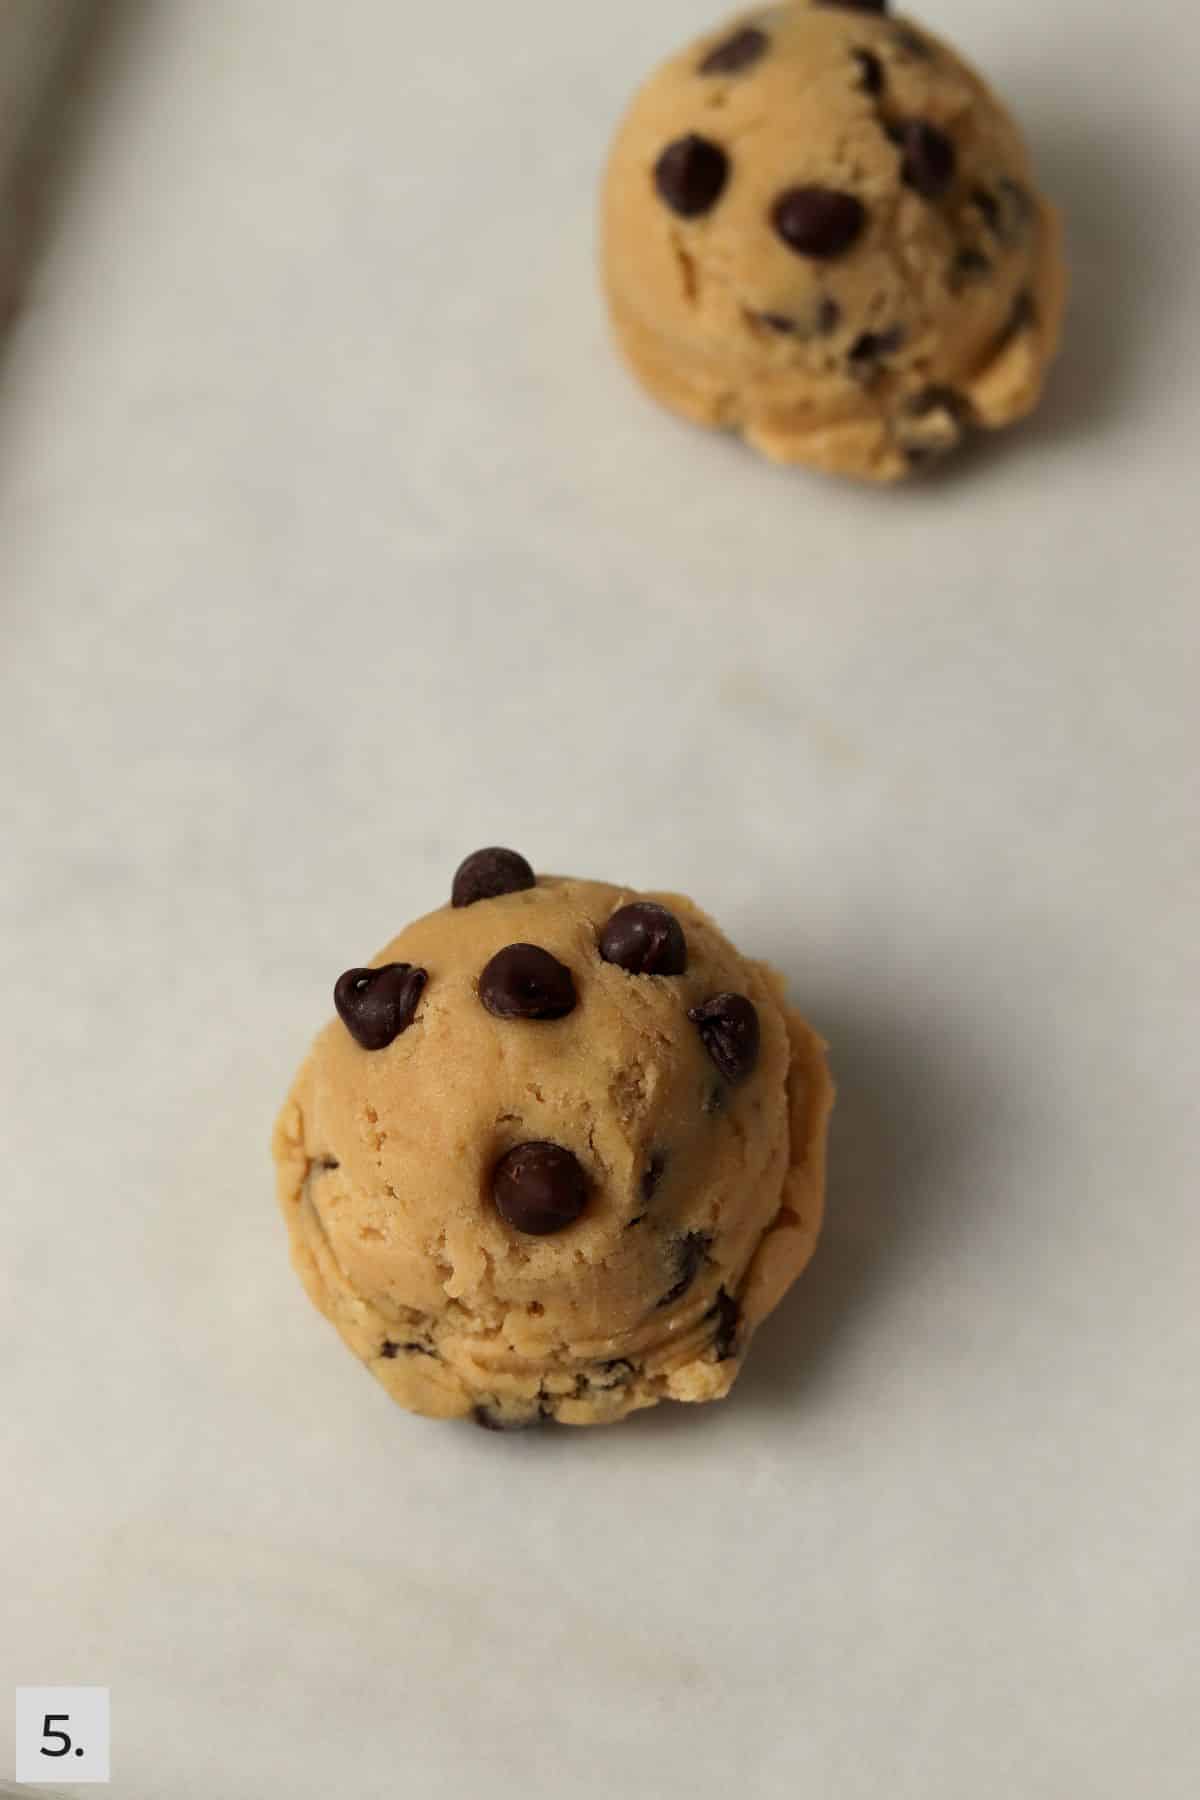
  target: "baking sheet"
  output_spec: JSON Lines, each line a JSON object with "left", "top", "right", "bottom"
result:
{"left": 2, "top": 2, "right": 1198, "bottom": 1796}
{"left": 0, "top": 0, "right": 93, "bottom": 317}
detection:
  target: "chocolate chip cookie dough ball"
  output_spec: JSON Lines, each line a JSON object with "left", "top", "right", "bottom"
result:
{"left": 272, "top": 850, "right": 833, "bottom": 1428}
{"left": 601, "top": 1, "right": 1066, "bottom": 480}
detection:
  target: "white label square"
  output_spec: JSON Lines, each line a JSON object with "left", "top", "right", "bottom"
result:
{"left": 14, "top": 1688, "right": 110, "bottom": 1784}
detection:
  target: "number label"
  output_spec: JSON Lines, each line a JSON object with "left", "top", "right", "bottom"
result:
{"left": 14, "top": 1688, "right": 110, "bottom": 1783}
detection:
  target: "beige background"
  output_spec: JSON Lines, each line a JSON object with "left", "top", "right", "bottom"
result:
{"left": 1, "top": 2, "right": 1197, "bottom": 1796}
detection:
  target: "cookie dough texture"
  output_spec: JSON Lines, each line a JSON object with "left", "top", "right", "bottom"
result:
{"left": 601, "top": 2, "right": 1067, "bottom": 480}
{"left": 273, "top": 875, "right": 833, "bottom": 1427}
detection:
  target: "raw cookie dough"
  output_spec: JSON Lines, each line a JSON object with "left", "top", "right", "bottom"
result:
{"left": 272, "top": 850, "right": 833, "bottom": 1428}
{"left": 601, "top": 1, "right": 1067, "bottom": 480}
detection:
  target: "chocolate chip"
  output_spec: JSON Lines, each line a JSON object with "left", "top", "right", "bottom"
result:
{"left": 689, "top": 993, "right": 760, "bottom": 1083}
{"left": 699, "top": 26, "right": 768, "bottom": 75}
{"left": 816, "top": 0, "right": 888, "bottom": 12}
{"left": 492, "top": 1141, "right": 588, "bottom": 1235}
{"left": 710, "top": 1288, "right": 740, "bottom": 1360}
{"left": 996, "top": 287, "right": 1037, "bottom": 349}
{"left": 896, "top": 121, "right": 957, "bottom": 199}
{"left": 772, "top": 187, "right": 866, "bottom": 260}
{"left": 334, "top": 963, "right": 427, "bottom": 1050}
{"left": 757, "top": 311, "right": 799, "bottom": 334}
{"left": 641, "top": 1150, "right": 667, "bottom": 1204}
{"left": 315, "top": 1156, "right": 340, "bottom": 1171}
{"left": 654, "top": 135, "right": 729, "bottom": 218}
{"left": 381, "top": 1339, "right": 434, "bottom": 1359}
{"left": 479, "top": 944, "right": 576, "bottom": 1020}
{"left": 848, "top": 325, "right": 905, "bottom": 379}
{"left": 599, "top": 902, "right": 688, "bottom": 976}
{"left": 657, "top": 1231, "right": 712, "bottom": 1308}
{"left": 970, "top": 186, "right": 1000, "bottom": 233}
{"left": 1011, "top": 287, "right": 1037, "bottom": 330}
{"left": 951, "top": 246, "right": 992, "bottom": 287}
{"left": 818, "top": 295, "right": 843, "bottom": 335}
{"left": 852, "top": 48, "right": 885, "bottom": 95}
{"left": 451, "top": 846, "right": 535, "bottom": 908}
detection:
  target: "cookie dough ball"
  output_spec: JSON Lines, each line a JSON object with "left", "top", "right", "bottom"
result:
{"left": 272, "top": 850, "right": 833, "bottom": 1428}
{"left": 601, "top": 2, "right": 1066, "bottom": 480}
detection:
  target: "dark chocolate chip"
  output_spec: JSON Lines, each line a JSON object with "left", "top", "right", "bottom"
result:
{"left": 334, "top": 963, "right": 427, "bottom": 1051}
{"left": 654, "top": 135, "right": 729, "bottom": 218}
{"left": 599, "top": 902, "right": 688, "bottom": 976}
{"left": 451, "top": 845, "right": 535, "bottom": 908}
{"left": 817, "top": 295, "right": 843, "bottom": 335}
{"left": 710, "top": 1288, "right": 741, "bottom": 1360}
{"left": 381, "top": 1339, "right": 434, "bottom": 1359}
{"left": 315, "top": 1156, "right": 340, "bottom": 1171}
{"left": 479, "top": 944, "right": 576, "bottom": 1020}
{"left": 816, "top": 0, "right": 888, "bottom": 12}
{"left": 492, "top": 1141, "right": 588, "bottom": 1236}
{"left": 848, "top": 325, "right": 905, "bottom": 379}
{"left": 689, "top": 992, "right": 761, "bottom": 1083}
{"left": 996, "top": 287, "right": 1037, "bottom": 349}
{"left": 657, "top": 1232, "right": 712, "bottom": 1308}
{"left": 951, "top": 246, "right": 992, "bottom": 285}
{"left": 895, "top": 120, "right": 957, "bottom": 200}
{"left": 970, "top": 186, "right": 1001, "bottom": 233}
{"left": 699, "top": 26, "right": 768, "bottom": 76}
{"left": 852, "top": 48, "right": 885, "bottom": 95}
{"left": 772, "top": 186, "right": 867, "bottom": 260}
{"left": 641, "top": 1150, "right": 668, "bottom": 1204}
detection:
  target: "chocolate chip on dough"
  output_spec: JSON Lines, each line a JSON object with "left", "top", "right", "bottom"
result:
{"left": 689, "top": 993, "right": 761, "bottom": 1083}
{"left": 452, "top": 846, "right": 535, "bottom": 908}
{"left": 655, "top": 135, "right": 729, "bottom": 217}
{"left": 699, "top": 27, "right": 768, "bottom": 76}
{"left": 600, "top": 902, "right": 688, "bottom": 976}
{"left": 480, "top": 945, "right": 576, "bottom": 1020}
{"left": 492, "top": 1141, "right": 588, "bottom": 1235}
{"left": 334, "top": 963, "right": 427, "bottom": 1050}
{"left": 772, "top": 186, "right": 867, "bottom": 259}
